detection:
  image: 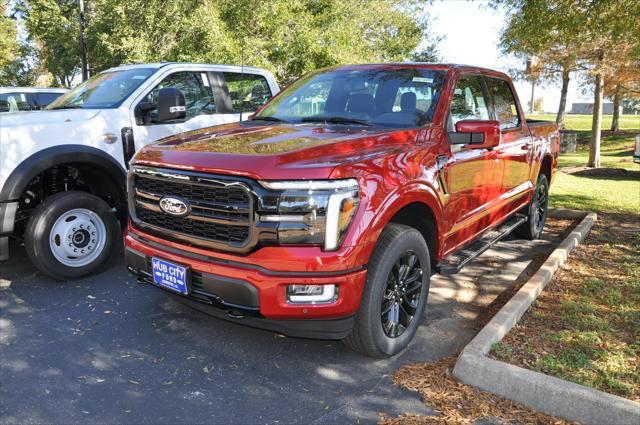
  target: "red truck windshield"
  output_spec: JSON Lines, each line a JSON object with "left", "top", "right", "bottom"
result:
{"left": 255, "top": 68, "right": 446, "bottom": 128}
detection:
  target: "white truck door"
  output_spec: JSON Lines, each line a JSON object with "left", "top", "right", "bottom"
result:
{"left": 131, "top": 70, "right": 229, "bottom": 148}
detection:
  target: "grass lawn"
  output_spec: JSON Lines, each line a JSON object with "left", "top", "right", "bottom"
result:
{"left": 541, "top": 114, "right": 640, "bottom": 214}
{"left": 490, "top": 114, "right": 640, "bottom": 401}
{"left": 532, "top": 113, "right": 640, "bottom": 131}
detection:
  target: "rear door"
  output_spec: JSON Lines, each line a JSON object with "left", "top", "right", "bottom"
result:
{"left": 485, "top": 76, "right": 533, "bottom": 212}
{"left": 441, "top": 73, "right": 504, "bottom": 255}
{"left": 209, "top": 72, "right": 275, "bottom": 124}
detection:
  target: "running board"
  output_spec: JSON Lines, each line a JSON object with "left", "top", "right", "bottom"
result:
{"left": 435, "top": 214, "right": 528, "bottom": 275}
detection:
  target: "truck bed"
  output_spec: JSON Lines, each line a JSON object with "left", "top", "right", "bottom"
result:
{"left": 526, "top": 119, "right": 560, "bottom": 154}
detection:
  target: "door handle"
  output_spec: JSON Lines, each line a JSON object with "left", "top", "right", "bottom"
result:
{"left": 521, "top": 144, "right": 531, "bottom": 151}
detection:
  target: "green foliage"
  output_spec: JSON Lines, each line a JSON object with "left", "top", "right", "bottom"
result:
{"left": 17, "top": 0, "right": 437, "bottom": 86}
{"left": 19, "top": 0, "right": 81, "bottom": 86}
{"left": 0, "top": 1, "right": 20, "bottom": 69}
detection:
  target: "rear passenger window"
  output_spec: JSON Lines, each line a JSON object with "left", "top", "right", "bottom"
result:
{"left": 487, "top": 78, "right": 520, "bottom": 130}
{"left": 223, "top": 73, "right": 272, "bottom": 112}
{"left": 449, "top": 75, "right": 490, "bottom": 129}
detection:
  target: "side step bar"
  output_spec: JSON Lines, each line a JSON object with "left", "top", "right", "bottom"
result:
{"left": 435, "top": 214, "right": 528, "bottom": 275}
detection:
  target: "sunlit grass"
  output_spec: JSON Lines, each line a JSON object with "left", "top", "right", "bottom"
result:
{"left": 531, "top": 113, "right": 640, "bottom": 131}
{"left": 527, "top": 113, "right": 640, "bottom": 214}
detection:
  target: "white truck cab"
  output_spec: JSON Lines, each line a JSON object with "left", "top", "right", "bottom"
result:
{"left": 0, "top": 63, "right": 279, "bottom": 279}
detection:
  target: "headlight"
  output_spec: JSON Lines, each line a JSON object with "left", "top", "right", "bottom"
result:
{"left": 258, "top": 179, "right": 359, "bottom": 250}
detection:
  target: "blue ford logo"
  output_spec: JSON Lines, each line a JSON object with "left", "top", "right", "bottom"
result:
{"left": 159, "top": 197, "right": 191, "bottom": 217}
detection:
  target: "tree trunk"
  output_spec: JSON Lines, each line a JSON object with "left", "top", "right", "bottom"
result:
{"left": 611, "top": 91, "right": 620, "bottom": 131}
{"left": 588, "top": 72, "right": 603, "bottom": 168}
{"left": 556, "top": 66, "right": 570, "bottom": 127}
{"left": 529, "top": 80, "right": 535, "bottom": 114}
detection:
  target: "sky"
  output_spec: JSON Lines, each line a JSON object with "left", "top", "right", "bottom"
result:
{"left": 426, "top": 0, "right": 592, "bottom": 113}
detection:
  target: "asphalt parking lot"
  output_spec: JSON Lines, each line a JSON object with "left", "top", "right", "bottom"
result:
{"left": 0, "top": 219, "right": 571, "bottom": 424}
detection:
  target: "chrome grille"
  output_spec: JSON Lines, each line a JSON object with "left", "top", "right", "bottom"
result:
{"left": 131, "top": 168, "right": 252, "bottom": 249}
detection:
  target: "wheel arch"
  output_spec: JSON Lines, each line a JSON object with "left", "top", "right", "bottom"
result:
{"left": 539, "top": 153, "right": 553, "bottom": 184}
{"left": 363, "top": 184, "right": 444, "bottom": 266}
{"left": 0, "top": 145, "right": 127, "bottom": 202}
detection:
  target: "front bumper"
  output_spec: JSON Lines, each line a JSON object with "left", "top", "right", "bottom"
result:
{"left": 124, "top": 229, "right": 368, "bottom": 339}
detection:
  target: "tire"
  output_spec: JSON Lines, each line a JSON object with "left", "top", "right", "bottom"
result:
{"left": 514, "top": 174, "right": 549, "bottom": 240}
{"left": 25, "top": 191, "right": 119, "bottom": 280}
{"left": 344, "top": 223, "right": 431, "bottom": 358}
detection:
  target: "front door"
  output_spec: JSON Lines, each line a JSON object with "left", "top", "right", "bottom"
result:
{"left": 132, "top": 71, "right": 225, "bottom": 148}
{"left": 440, "top": 74, "right": 504, "bottom": 255}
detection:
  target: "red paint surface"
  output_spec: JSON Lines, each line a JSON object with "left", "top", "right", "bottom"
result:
{"left": 126, "top": 63, "right": 559, "bottom": 319}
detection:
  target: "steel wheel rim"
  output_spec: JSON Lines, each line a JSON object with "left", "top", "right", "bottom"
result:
{"left": 381, "top": 250, "right": 424, "bottom": 338}
{"left": 533, "top": 182, "right": 548, "bottom": 232}
{"left": 49, "top": 208, "right": 107, "bottom": 267}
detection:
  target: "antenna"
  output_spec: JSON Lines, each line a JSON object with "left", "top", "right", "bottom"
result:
{"left": 239, "top": 40, "right": 245, "bottom": 121}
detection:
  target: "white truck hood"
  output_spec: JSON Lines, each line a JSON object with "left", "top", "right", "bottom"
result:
{"left": 0, "top": 109, "right": 103, "bottom": 127}
{"left": 0, "top": 108, "right": 126, "bottom": 193}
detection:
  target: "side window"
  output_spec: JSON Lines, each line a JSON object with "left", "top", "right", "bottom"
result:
{"left": 0, "top": 93, "right": 34, "bottom": 112}
{"left": 449, "top": 75, "right": 490, "bottom": 130}
{"left": 223, "top": 73, "right": 272, "bottom": 112}
{"left": 142, "top": 72, "right": 216, "bottom": 121}
{"left": 487, "top": 78, "right": 520, "bottom": 130}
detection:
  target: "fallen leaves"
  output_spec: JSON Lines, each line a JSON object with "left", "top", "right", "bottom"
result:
{"left": 380, "top": 357, "right": 574, "bottom": 425}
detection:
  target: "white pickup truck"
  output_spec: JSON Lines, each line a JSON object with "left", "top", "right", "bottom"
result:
{"left": 0, "top": 63, "right": 279, "bottom": 279}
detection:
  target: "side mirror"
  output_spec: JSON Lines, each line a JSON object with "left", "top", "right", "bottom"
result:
{"left": 157, "top": 87, "right": 186, "bottom": 122}
{"left": 448, "top": 120, "right": 501, "bottom": 149}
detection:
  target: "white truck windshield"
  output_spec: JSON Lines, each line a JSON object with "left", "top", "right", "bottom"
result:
{"left": 47, "top": 68, "right": 155, "bottom": 110}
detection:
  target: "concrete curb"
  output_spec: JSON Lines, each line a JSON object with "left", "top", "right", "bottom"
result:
{"left": 453, "top": 210, "right": 640, "bottom": 425}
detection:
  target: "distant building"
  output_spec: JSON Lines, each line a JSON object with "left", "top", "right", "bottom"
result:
{"left": 569, "top": 102, "right": 622, "bottom": 115}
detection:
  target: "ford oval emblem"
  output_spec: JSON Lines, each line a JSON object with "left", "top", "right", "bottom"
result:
{"left": 159, "top": 197, "right": 191, "bottom": 217}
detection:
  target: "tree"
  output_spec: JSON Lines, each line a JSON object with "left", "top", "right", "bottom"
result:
{"left": 577, "top": 0, "right": 640, "bottom": 167}
{"left": 19, "top": 0, "right": 81, "bottom": 86}
{"left": 495, "top": 0, "right": 640, "bottom": 167}
{"left": 0, "top": 1, "right": 45, "bottom": 86}
{"left": 0, "top": 1, "right": 20, "bottom": 71}
{"left": 528, "top": 96, "right": 544, "bottom": 113}
{"left": 496, "top": 0, "right": 586, "bottom": 127}
{"left": 17, "top": 0, "right": 438, "bottom": 86}
{"left": 603, "top": 62, "right": 640, "bottom": 131}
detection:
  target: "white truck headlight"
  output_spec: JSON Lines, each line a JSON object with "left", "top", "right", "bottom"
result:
{"left": 258, "top": 179, "right": 359, "bottom": 250}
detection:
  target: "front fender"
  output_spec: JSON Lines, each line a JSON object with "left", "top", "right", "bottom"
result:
{"left": 343, "top": 178, "right": 445, "bottom": 266}
{"left": 0, "top": 144, "right": 127, "bottom": 202}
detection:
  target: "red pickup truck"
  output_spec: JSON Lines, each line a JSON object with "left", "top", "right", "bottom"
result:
{"left": 124, "top": 63, "right": 559, "bottom": 357}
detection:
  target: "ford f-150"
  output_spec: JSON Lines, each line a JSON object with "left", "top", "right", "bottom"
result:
{"left": 124, "top": 63, "right": 559, "bottom": 357}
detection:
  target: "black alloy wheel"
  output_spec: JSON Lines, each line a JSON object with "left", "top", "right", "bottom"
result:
{"left": 381, "top": 251, "right": 424, "bottom": 338}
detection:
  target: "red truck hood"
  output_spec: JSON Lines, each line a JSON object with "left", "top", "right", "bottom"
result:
{"left": 134, "top": 122, "right": 417, "bottom": 180}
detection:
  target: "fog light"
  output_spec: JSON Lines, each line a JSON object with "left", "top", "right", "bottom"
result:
{"left": 287, "top": 284, "right": 336, "bottom": 303}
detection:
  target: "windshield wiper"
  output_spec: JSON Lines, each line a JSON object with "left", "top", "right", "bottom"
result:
{"left": 301, "top": 116, "right": 371, "bottom": 126}
{"left": 249, "top": 115, "right": 287, "bottom": 123}
{"left": 49, "top": 105, "right": 83, "bottom": 110}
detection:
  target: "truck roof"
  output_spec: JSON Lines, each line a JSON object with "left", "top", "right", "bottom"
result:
{"left": 328, "top": 62, "right": 511, "bottom": 77}
{"left": 102, "top": 62, "right": 271, "bottom": 75}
